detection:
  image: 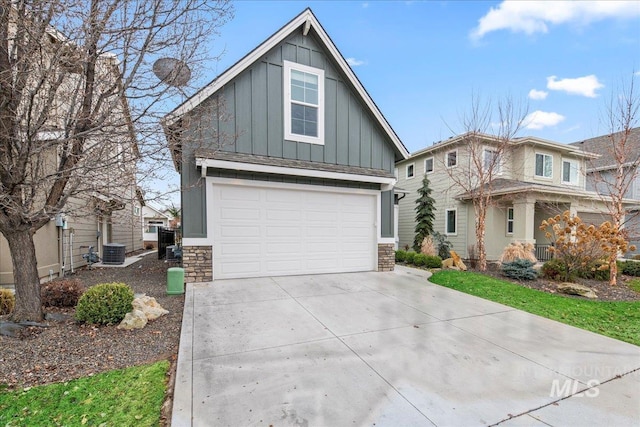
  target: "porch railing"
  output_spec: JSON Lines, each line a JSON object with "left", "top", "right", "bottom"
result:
{"left": 535, "top": 244, "right": 553, "bottom": 262}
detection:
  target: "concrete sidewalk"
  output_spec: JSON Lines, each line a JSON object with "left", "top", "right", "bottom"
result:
{"left": 172, "top": 266, "right": 640, "bottom": 426}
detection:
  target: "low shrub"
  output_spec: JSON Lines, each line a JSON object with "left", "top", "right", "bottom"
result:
{"left": 404, "top": 251, "right": 417, "bottom": 265}
{"left": 41, "top": 278, "right": 85, "bottom": 308}
{"left": 502, "top": 259, "right": 537, "bottom": 281}
{"left": 413, "top": 253, "right": 427, "bottom": 267}
{"left": 432, "top": 232, "right": 452, "bottom": 260}
{"left": 541, "top": 259, "right": 572, "bottom": 282}
{"left": 0, "top": 289, "right": 15, "bottom": 315}
{"left": 621, "top": 260, "right": 640, "bottom": 277}
{"left": 395, "top": 250, "right": 407, "bottom": 263}
{"left": 634, "top": 254, "right": 640, "bottom": 261}
{"left": 424, "top": 255, "right": 443, "bottom": 268}
{"left": 75, "top": 282, "right": 134, "bottom": 325}
{"left": 575, "top": 261, "right": 610, "bottom": 281}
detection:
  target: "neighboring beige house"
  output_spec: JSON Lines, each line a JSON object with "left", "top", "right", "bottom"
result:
{"left": 142, "top": 205, "right": 171, "bottom": 249}
{"left": 395, "top": 132, "right": 634, "bottom": 261}
{"left": 0, "top": 15, "right": 143, "bottom": 285}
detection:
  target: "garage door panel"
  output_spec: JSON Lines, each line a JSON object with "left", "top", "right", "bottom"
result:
{"left": 220, "top": 226, "right": 261, "bottom": 238}
{"left": 220, "top": 208, "right": 260, "bottom": 220}
{"left": 213, "top": 183, "right": 376, "bottom": 279}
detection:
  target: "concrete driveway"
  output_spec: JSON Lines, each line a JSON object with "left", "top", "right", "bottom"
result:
{"left": 172, "top": 266, "right": 640, "bottom": 426}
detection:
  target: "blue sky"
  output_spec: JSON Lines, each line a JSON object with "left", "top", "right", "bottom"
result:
{"left": 159, "top": 1, "right": 640, "bottom": 207}
{"left": 195, "top": 0, "right": 639, "bottom": 152}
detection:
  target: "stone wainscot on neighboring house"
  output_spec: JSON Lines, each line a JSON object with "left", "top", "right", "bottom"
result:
{"left": 162, "top": 8, "right": 409, "bottom": 283}
{"left": 395, "top": 132, "right": 639, "bottom": 262}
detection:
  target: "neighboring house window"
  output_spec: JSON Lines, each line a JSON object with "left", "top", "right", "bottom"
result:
{"left": 446, "top": 150, "right": 457, "bottom": 168}
{"left": 394, "top": 167, "right": 398, "bottom": 179}
{"left": 406, "top": 163, "right": 415, "bottom": 179}
{"left": 446, "top": 209, "right": 457, "bottom": 235}
{"left": 535, "top": 153, "right": 553, "bottom": 178}
{"left": 507, "top": 207, "right": 514, "bottom": 234}
{"left": 424, "top": 157, "right": 434, "bottom": 174}
{"left": 483, "top": 148, "right": 501, "bottom": 174}
{"left": 146, "top": 220, "right": 164, "bottom": 233}
{"left": 134, "top": 206, "right": 140, "bottom": 216}
{"left": 562, "top": 159, "right": 579, "bottom": 185}
{"left": 283, "top": 60, "right": 325, "bottom": 145}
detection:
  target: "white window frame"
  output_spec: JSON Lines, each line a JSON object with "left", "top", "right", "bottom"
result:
{"left": 406, "top": 163, "right": 415, "bottom": 179}
{"left": 424, "top": 157, "right": 434, "bottom": 174}
{"left": 562, "top": 158, "right": 580, "bottom": 186}
{"left": 483, "top": 147, "right": 502, "bottom": 174}
{"left": 446, "top": 149, "right": 458, "bottom": 168}
{"left": 134, "top": 206, "right": 140, "bottom": 216}
{"left": 507, "top": 207, "right": 514, "bottom": 235}
{"left": 535, "top": 152, "right": 553, "bottom": 179}
{"left": 283, "top": 60, "right": 325, "bottom": 145}
{"left": 394, "top": 167, "right": 399, "bottom": 179}
{"left": 445, "top": 208, "right": 457, "bottom": 235}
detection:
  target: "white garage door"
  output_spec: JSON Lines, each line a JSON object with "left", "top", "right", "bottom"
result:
{"left": 211, "top": 182, "right": 377, "bottom": 279}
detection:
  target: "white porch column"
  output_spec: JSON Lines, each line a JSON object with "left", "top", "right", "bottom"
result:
{"left": 513, "top": 197, "right": 536, "bottom": 244}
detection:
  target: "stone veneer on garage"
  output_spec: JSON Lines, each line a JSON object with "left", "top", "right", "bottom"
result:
{"left": 182, "top": 246, "right": 212, "bottom": 283}
{"left": 377, "top": 243, "right": 395, "bottom": 271}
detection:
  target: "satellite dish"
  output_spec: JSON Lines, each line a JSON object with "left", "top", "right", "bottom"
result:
{"left": 153, "top": 57, "right": 191, "bottom": 87}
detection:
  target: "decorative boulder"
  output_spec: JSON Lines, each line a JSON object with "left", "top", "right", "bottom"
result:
{"left": 557, "top": 283, "right": 598, "bottom": 299}
{"left": 132, "top": 295, "right": 169, "bottom": 321}
{"left": 450, "top": 250, "right": 467, "bottom": 271}
{"left": 442, "top": 258, "right": 455, "bottom": 269}
{"left": 117, "top": 309, "right": 148, "bottom": 330}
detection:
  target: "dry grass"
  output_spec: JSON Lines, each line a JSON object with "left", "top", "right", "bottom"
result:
{"left": 499, "top": 241, "right": 537, "bottom": 264}
{"left": 420, "top": 236, "right": 437, "bottom": 256}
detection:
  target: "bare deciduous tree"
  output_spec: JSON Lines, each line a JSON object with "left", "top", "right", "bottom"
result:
{"left": 587, "top": 76, "right": 640, "bottom": 285}
{"left": 444, "top": 94, "right": 528, "bottom": 271}
{"left": 0, "top": 0, "right": 232, "bottom": 321}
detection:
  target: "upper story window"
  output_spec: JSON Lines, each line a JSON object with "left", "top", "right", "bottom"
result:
{"left": 535, "top": 153, "right": 552, "bottom": 178}
{"left": 424, "top": 157, "right": 434, "bottom": 174}
{"left": 446, "top": 150, "right": 458, "bottom": 168}
{"left": 483, "top": 148, "right": 501, "bottom": 174}
{"left": 562, "top": 159, "right": 579, "bottom": 185}
{"left": 283, "top": 61, "right": 325, "bottom": 145}
{"left": 507, "top": 207, "right": 514, "bottom": 234}
{"left": 406, "top": 163, "right": 415, "bottom": 179}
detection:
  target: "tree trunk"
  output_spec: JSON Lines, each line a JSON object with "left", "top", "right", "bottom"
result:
{"left": 4, "top": 228, "right": 43, "bottom": 322}
{"left": 609, "top": 252, "right": 618, "bottom": 286}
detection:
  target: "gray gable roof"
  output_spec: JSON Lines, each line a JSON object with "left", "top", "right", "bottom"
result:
{"left": 570, "top": 127, "right": 640, "bottom": 170}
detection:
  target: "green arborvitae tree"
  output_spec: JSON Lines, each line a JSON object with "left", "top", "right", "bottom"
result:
{"left": 413, "top": 174, "right": 436, "bottom": 252}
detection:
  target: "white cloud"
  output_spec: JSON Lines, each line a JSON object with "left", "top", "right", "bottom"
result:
{"left": 524, "top": 110, "right": 566, "bottom": 130}
{"left": 528, "top": 89, "right": 548, "bottom": 100}
{"left": 634, "top": 71, "right": 640, "bottom": 76}
{"left": 471, "top": 1, "right": 640, "bottom": 40}
{"left": 361, "top": 2, "right": 369, "bottom": 8}
{"left": 546, "top": 75, "right": 604, "bottom": 97}
{"left": 346, "top": 57, "right": 366, "bottom": 67}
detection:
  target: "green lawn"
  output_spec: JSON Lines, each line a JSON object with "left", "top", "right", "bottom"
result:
{"left": 0, "top": 360, "right": 168, "bottom": 427}
{"left": 429, "top": 270, "right": 640, "bottom": 347}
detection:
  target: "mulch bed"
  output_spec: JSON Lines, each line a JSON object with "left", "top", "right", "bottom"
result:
{"left": 0, "top": 253, "right": 185, "bottom": 393}
{"left": 473, "top": 263, "right": 640, "bottom": 302}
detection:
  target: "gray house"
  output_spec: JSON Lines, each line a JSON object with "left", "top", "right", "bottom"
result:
{"left": 163, "top": 9, "right": 409, "bottom": 282}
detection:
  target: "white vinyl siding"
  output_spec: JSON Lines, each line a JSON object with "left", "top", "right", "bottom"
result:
{"left": 535, "top": 153, "right": 553, "bottom": 178}
{"left": 283, "top": 61, "right": 325, "bottom": 145}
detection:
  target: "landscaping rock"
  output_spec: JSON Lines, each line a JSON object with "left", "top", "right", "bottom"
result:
{"left": 132, "top": 295, "right": 169, "bottom": 321}
{"left": 449, "top": 250, "right": 468, "bottom": 271}
{"left": 117, "top": 309, "right": 148, "bottom": 330}
{"left": 557, "top": 283, "right": 598, "bottom": 299}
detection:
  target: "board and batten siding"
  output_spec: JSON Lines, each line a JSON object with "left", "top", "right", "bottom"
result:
{"left": 182, "top": 30, "right": 398, "bottom": 239}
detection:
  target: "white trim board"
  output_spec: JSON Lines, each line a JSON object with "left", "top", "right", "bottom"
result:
{"left": 162, "top": 8, "right": 409, "bottom": 160}
{"left": 195, "top": 157, "right": 397, "bottom": 187}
